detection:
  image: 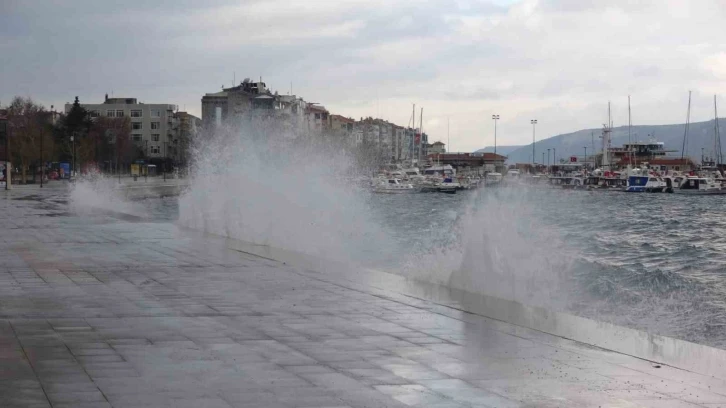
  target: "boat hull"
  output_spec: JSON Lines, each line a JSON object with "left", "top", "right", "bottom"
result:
{"left": 672, "top": 189, "right": 726, "bottom": 195}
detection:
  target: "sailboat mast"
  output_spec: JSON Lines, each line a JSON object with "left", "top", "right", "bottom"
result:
{"left": 628, "top": 95, "right": 633, "bottom": 166}
{"left": 419, "top": 107, "right": 424, "bottom": 164}
{"left": 412, "top": 105, "right": 416, "bottom": 165}
{"left": 682, "top": 91, "right": 691, "bottom": 161}
{"left": 716, "top": 95, "right": 723, "bottom": 167}
{"left": 447, "top": 117, "right": 450, "bottom": 154}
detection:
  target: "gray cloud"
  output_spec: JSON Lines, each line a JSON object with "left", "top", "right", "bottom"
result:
{"left": 2, "top": 0, "right": 726, "bottom": 151}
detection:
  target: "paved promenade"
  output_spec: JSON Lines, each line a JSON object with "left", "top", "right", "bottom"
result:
{"left": 2, "top": 188, "right": 726, "bottom": 407}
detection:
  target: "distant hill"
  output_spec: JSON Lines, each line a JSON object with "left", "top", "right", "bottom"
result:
{"left": 474, "top": 145, "right": 522, "bottom": 156}
{"left": 503, "top": 119, "right": 724, "bottom": 164}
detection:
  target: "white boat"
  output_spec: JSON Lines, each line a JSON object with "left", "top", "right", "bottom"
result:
{"left": 422, "top": 164, "right": 456, "bottom": 178}
{"left": 372, "top": 178, "right": 417, "bottom": 194}
{"left": 436, "top": 177, "right": 459, "bottom": 194}
{"left": 673, "top": 176, "right": 726, "bottom": 195}
{"left": 485, "top": 172, "right": 503, "bottom": 186}
{"left": 625, "top": 175, "right": 666, "bottom": 192}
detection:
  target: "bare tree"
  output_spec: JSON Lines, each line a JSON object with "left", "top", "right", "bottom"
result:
{"left": 6, "top": 96, "right": 53, "bottom": 183}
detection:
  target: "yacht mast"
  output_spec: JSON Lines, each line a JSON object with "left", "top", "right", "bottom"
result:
{"left": 715, "top": 95, "right": 723, "bottom": 167}
{"left": 628, "top": 95, "right": 634, "bottom": 167}
{"left": 411, "top": 104, "right": 415, "bottom": 166}
{"left": 419, "top": 107, "right": 424, "bottom": 164}
{"left": 602, "top": 102, "right": 612, "bottom": 170}
{"left": 682, "top": 91, "right": 691, "bottom": 161}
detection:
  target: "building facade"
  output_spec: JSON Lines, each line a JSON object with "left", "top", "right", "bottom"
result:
{"left": 174, "top": 112, "right": 201, "bottom": 169}
{"left": 65, "top": 96, "right": 178, "bottom": 159}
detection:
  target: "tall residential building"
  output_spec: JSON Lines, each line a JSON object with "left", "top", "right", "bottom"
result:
{"left": 65, "top": 96, "right": 178, "bottom": 159}
{"left": 174, "top": 112, "right": 201, "bottom": 167}
{"left": 305, "top": 104, "right": 329, "bottom": 135}
{"left": 201, "top": 80, "right": 269, "bottom": 127}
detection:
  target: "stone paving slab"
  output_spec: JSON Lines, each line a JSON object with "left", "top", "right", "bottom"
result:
{"left": 2, "top": 188, "right": 726, "bottom": 407}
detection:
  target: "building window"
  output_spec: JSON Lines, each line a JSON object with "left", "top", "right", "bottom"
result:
{"left": 116, "top": 110, "right": 124, "bottom": 117}
{"left": 151, "top": 146, "right": 160, "bottom": 154}
{"left": 151, "top": 110, "right": 161, "bottom": 118}
{"left": 90, "top": 110, "right": 100, "bottom": 118}
{"left": 130, "top": 110, "right": 142, "bottom": 118}
{"left": 151, "top": 122, "right": 160, "bottom": 130}
{"left": 151, "top": 134, "right": 160, "bottom": 141}
{"left": 132, "top": 134, "right": 142, "bottom": 142}
{"left": 132, "top": 122, "right": 142, "bottom": 130}
{"left": 106, "top": 110, "right": 115, "bottom": 117}
{"left": 315, "top": 113, "right": 321, "bottom": 119}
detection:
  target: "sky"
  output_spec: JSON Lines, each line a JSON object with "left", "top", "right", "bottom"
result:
{"left": 2, "top": 0, "right": 726, "bottom": 152}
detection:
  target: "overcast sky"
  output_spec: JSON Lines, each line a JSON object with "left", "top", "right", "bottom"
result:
{"left": 2, "top": 0, "right": 726, "bottom": 151}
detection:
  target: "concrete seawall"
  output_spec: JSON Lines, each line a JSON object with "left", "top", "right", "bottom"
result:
{"left": 221, "top": 232, "right": 726, "bottom": 380}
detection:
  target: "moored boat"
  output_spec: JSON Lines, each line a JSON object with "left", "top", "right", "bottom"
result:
{"left": 672, "top": 176, "right": 726, "bottom": 195}
{"left": 372, "top": 178, "right": 417, "bottom": 194}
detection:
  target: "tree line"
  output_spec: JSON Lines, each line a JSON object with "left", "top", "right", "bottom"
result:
{"left": 2, "top": 96, "right": 144, "bottom": 184}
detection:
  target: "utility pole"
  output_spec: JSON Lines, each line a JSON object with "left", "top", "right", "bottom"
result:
{"left": 584, "top": 146, "right": 588, "bottom": 168}
{"left": 553, "top": 148, "right": 556, "bottom": 166}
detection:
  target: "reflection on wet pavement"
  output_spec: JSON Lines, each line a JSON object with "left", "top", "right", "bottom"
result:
{"left": 1, "top": 188, "right": 725, "bottom": 407}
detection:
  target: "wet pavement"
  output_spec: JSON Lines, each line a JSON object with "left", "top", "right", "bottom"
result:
{"left": 2, "top": 188, "right": 726, "bottom": 407}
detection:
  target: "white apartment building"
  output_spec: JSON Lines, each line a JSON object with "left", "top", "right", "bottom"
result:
{"left": 66, "top": 96, "right": 178, "bottom": 158}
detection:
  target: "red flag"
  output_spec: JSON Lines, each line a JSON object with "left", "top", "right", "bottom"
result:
{"left": 414, "top": 133, "right": 421, "bottom": 143}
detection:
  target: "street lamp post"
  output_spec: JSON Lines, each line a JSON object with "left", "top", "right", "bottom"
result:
{"left": 70, "top": 133, "right": 75, "bottom": 182}
{"left": 547, "top": 148, "right": 551, "bottom": 170}
{"left": 492, "top": 115, "right": 499, "bottom": 155}
{"left": 541, "top": 152, "right": 544, "bottom": 171}
{"left": 163, "top": 141, "right": 167, "bottom": 181}
{"left": 584, "top": 146, "right": 588, "bottom": 169}
{"left": 531, "top": 119, "right": 537, "bottom": 165}
{"left": 553, "top": 148, "right": 556, "bottom": 166}
{"left": 1, "top": 117, "right": 8, "bottom": 190}
{"left": 145, "top": 140, "right": 148, "bottom": 182}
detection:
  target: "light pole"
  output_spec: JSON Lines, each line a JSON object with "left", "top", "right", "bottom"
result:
{"left": 492, "top": 114, "right": 499, "bottom": 155}
{"left": 541, "top": 152, "right": 544, "bottom": 171}
{"left": 553, "top": 148, "right": 556, "bottom": 166}
{"left": 547, "top": 148, "right": 551, "bottom": 170}
{"left": 531, "top": 119, "right": 537, "bottom": 165}
{"left": 163, "top": 141, "right": 167, "bottom": 181}
{"left": 70, "top": 133, "right": 75, "bottom": 182}
{"left": 1, "top": 117, "right": 8, "bottom": 190}
{"left": 584, "top": 146, "right": 588, "bottom": 169}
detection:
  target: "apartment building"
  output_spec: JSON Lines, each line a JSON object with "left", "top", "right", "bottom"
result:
{"left": 66, "top": 95, "right": 178, "bottom": 158}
